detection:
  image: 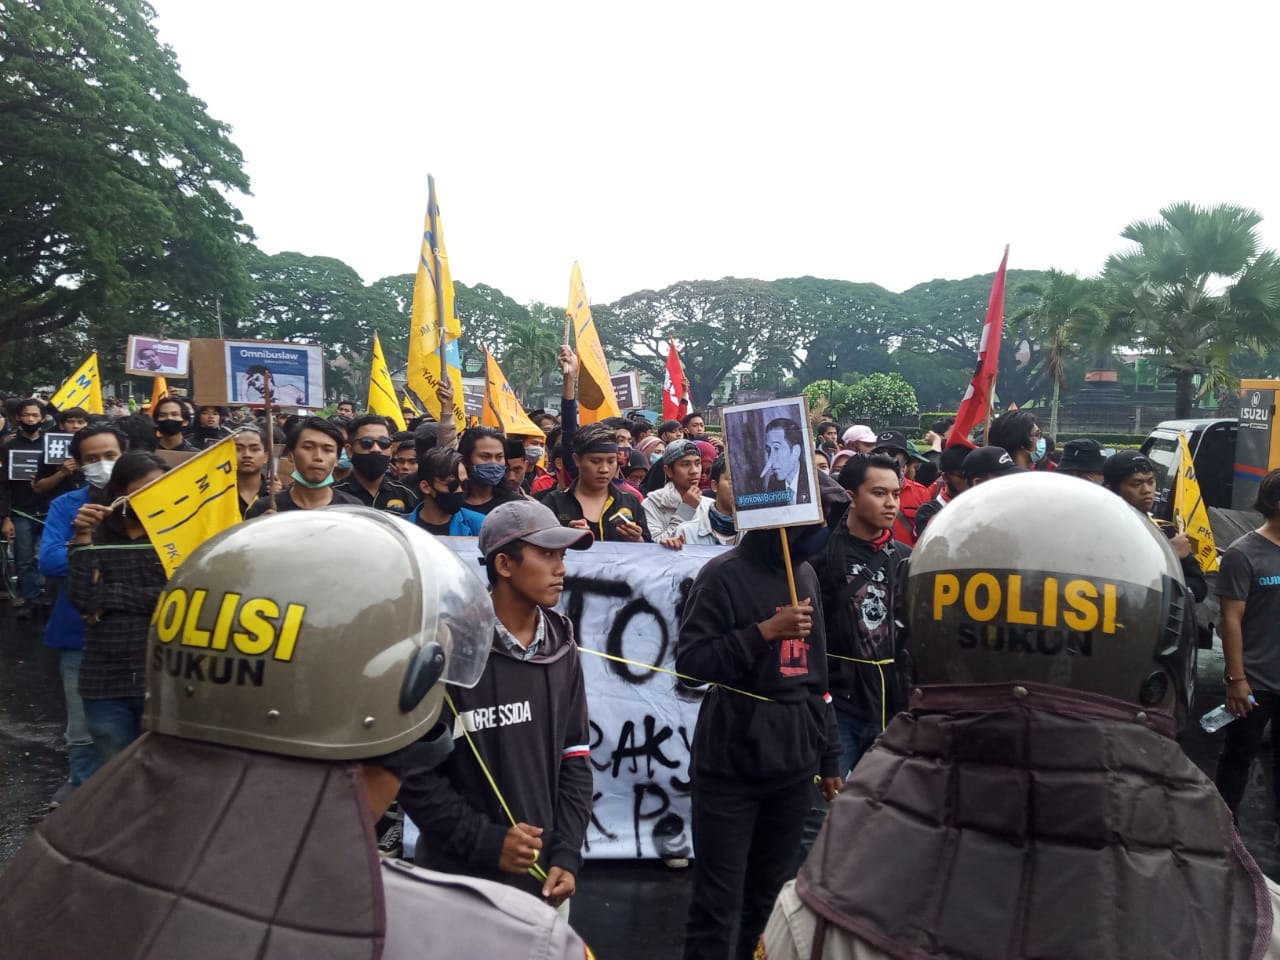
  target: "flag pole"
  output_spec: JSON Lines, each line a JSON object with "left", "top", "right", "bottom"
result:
{"left": 262, "top": 373, "right": 276, "bottom": 514}
{"left": 427, "top": 174, "right": 450, "bottom": 425}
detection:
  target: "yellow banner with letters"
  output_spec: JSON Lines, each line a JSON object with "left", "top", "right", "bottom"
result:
{"left": 407, "top": 175, "right": 465, "bottom": 433}
{"left": 130, "top": 433, "right": 241, "bottom": 577}
{"left": 567, "top": 262, "right": 620, "bottom": 424}
{"left": 367, "top": 332, "right": 407, "bottom": 431}
{"left": 1176, "top": 432, "right": 1220, "bottom": 573}
{"left": 481, "top": 347, "right": 543, "bottom": 437}
{"left": 50, "top": 353, "right": 104, "bottom": 415}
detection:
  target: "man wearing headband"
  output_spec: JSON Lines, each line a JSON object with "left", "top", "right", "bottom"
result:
{"left": 643, "top": 439, "right": 707, "bottom": 540}
{"left": 542, "top": 423, "right": 652, "bottom": 542}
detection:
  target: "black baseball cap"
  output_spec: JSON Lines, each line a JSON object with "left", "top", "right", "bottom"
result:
{"left": 1059, "top": 438, "right": 1107, "bottom": 474}
{"left": 939, "top": 443, "right": 974, "bottom": 474}
{"left": 962, "top": 445, "right": 1022, "bottom": 480}
{"left": 1102, "top": 450, "right": 1155, "bottom": 488}
{"left": 874, "top": 430, "right": 929, "bottom": 463}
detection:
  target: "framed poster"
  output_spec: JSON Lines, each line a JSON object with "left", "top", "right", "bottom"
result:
{"left": 126, "top": 335, "right": 190, "bottom": 376}
{"left": 721, "top": 396, "right": 821, "bottom": 531}
{"left": 611, "top": 372, "right": 641, "bottom": 410}
{"left": 43, "top": 432, "right": 75, "bottom": 465}
{"left": 225, "top": 341, "right": 326, "bottom": 408}
{"left": 7, "top": 450, "right": 41, "bottom": 482}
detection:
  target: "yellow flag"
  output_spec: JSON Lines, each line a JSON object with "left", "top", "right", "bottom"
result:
{"left": 567, "top": 263, "right": 619, "bottom": 424}
{"left": 402, "top": 389, "right": 423, "bottom": 417}
{"left": 407, "top": 175, "right": 465, "bottom": 433}
{"left": 367, "top": 332, "right": 407, "bottom": 431}
{"left": 50, "top": 353, "right": 103, "bottom": 415}
{"left": 1175, "top": 432, "right": 1220, "bottom": 573}
{"left": 130, "top": 434, "right": 241, "bottom": 577}
{"left": 481, "top": 348, "right": 543, "bottom": 437}
{"left": 150, "top": 375, "right": 169, "bottom": 412}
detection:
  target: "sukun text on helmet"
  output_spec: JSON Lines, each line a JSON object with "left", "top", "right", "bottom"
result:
{"left": 150, "top": 588, "right": 306, "bottom": 688}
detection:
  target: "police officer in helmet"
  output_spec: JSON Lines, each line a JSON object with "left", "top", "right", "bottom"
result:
{"left": 764, "top": 473, "right": 1280, "bottom": 960}
{"left": 0, "top": 508, "right": 592, "bottom": 960}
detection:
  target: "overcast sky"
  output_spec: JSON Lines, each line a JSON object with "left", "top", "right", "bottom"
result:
{"left": 149, "top": 1, "right": 1280, "bottom": 308}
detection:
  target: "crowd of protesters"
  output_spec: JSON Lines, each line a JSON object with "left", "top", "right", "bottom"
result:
{"left": 3, "top": 351, "right": 1279, "bottom": 960}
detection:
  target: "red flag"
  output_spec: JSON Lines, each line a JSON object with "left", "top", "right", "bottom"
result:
{"left": 662, "top": 339, "right": 690, "bottom": 422}
{"left": 948, "top": 246, "right": 1009, "bottom": 445}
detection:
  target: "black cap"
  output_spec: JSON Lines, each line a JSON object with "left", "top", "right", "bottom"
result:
{"left": 939, "top": 443, "right": 973, "bottom": 474}
{"left": 1102, "top": 450, "right": 1155, "bottom": 488}
{"left": 658, "top": 420, "right": 683, "bottom": 435}
{"left": 1058, "top": 438, "right": 1107, "bottom": 474}
{"left": 873, "top": 430, "right": 911, "bottom": 454}
{"left": 962, "top": 445, "right": 1021, "bottom": 479}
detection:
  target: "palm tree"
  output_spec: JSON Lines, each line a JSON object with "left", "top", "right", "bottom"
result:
{"left": 1104, "top": 202, "right": 1280, "bottom": 418}
{"left": 500, "top": 319, "right": 560, "bottom": 403}
{"left": 1012, "top": 270, "right": 1104, "bottom": 437}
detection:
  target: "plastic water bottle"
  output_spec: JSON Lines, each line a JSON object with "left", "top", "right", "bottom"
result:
{"left": 1200, "top": 698, "right": 1256, "bottom": 733}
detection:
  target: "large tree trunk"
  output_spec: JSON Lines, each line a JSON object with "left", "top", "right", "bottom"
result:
{"left": 1174, "top": 369, "right": 1195, "bottom": 419}
{"left": 1049, "top": 379, "right": 1061, "bottom": 437}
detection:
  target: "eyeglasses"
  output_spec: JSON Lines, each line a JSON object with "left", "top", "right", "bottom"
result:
{"left": 355, "top": 436, "right": 393, "bottom": 451}
{"left": 435, "top": 477, "right": 462, "bottom": 492}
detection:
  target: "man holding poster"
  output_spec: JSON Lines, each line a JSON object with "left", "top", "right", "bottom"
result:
{"left": 676, "top": 395, "right": 840, "bottom": 960}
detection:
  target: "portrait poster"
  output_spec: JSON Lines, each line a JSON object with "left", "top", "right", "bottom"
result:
{"left": 721, "top": 396, "right": 822, "bottom": 531}
{"left": 222, "top": 341, "right": 325, "bottom": 409}
{"left": 126, "top": 335, "right": 190, "bottom": 376}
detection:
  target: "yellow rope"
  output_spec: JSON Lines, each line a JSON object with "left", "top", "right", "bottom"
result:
{"left": 577, "top": 646, "right": 773, "bottom": 702}
{"left": 443, "top": 692, "right": 549, "bottom": 884}
{"left": 827, "top": 654, "right": 895, "bottom": 731}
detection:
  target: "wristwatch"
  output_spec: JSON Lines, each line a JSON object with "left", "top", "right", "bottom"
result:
{"left": 1224, "top": 671, "right": 1246, "bottom": 684}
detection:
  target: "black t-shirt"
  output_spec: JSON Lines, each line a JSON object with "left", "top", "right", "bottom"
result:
{"left": 35, "top": 460, "right": 84, "bottom": 502}
{"left": 245, "top": 487, "right": 362, "bottom": 518}
{"left": 1218, "top": 531, "right": 1280, "bottom": 692}
{"left": 415, "top": 515, "right": 453, "bottom": 536}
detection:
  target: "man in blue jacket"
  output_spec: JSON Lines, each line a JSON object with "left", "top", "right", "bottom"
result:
{"left": 38, "top": 423, "right": 127, "bottom": 801}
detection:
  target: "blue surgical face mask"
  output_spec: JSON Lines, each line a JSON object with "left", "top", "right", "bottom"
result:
{"left": 470, "top": 461, "right": 508, "bottom": 487}
{"left": 650, "top": 451, "right": 663, "bottom": 464}
{"left": 337, "top": 451, "right": 352, "bottom": 470}
{"left": 1031, "top": 437, "right": 1047, "bottom": 463}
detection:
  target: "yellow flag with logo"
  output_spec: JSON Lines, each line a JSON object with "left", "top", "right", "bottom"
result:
{"left": 567, "top": 263, "right": 620, "bottom": 424}
{"left": 367, "top": 332, "right": 407, "bottom": 431}
{"left": 150, "top": 375, "right": 169, "bottom": 412}
{"left": 407, "top": 175, "right": 465, "bottom": 433}
{"left": 481, "top": 348, "right": 543, "bottom": 437}
{"left": 50, "top": 353, "right": 104, "bottom": 414}
{"left": 129, "top": 434, "right": 241, "bottom": 577}
{"left": 402, "top": 388, "right": 423, "bottom": 417}
{"left": 1175, "top": 432, "right": 1219, "bottom": 573}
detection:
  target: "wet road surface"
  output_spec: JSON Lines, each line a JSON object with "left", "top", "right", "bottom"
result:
{"left": 2, "top": 602, "right": 1277, "bottom": 956}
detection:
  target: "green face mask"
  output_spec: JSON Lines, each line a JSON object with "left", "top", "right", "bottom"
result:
{"left": 291, "top": 469, "right": 334, "bottom": 489}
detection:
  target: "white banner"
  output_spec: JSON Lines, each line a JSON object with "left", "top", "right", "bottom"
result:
{"left": 439, "top": 538, "right": 725, "bottom": 860}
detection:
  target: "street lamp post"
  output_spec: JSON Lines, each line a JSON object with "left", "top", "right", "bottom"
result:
{"left": 826, "top": 351, "right": 838, "bottom": 408}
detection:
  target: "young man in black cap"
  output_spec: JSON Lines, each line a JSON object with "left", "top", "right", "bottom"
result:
{"left": 914, "top": 444, "right": 971, "bottom": 538}
{"left": 402, "top": 500, "right": 594, "bottom": 916}
{"left": 1057, "top": 437, "right": 1107, "bottom": 483}
{"left": 962, "top": 445, "right": 1023, "bottom": 486}
{"left": 644, "top": 439, "right": 707, "bottom": 539}
{"left": 1103, "top": 449, "right": 1207, "bottom": 602}
{"left": 871, "top": 430, "right": 930, "bottom": 546}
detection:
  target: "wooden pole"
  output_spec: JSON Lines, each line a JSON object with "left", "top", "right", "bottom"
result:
{"left": 779, "top": 528, "right": 799, "bottom": 607}
{"left": 261, "top": 375, "right": 276, "bottom": 514}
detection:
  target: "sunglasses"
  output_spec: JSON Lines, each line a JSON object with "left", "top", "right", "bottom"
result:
{"left": 436, "top": 477, "right": 462, "bottom": 492}
{"left": 355, "top": 436, "right": 393, "bottom": 451}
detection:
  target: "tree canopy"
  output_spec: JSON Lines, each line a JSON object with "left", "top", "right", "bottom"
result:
{"left": 0, "top": 0, "right": 253, "bottom": 386}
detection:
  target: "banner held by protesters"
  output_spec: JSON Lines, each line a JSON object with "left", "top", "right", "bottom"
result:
{"left": 49, "top": 353, "right": 104, "bottom": 415}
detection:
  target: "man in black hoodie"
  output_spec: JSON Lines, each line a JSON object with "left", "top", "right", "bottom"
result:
{"left": 403, "top": 500, "right": 595, "bottom": 915}
{"left": 819, "top": 453, "right": 912, "bottom": 777}
{"left": 677, "top": 525, "right": 843, "bottom": 960}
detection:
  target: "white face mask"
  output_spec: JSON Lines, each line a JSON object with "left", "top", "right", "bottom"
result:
{"left": 82, "top": 460, "right": 116, "bottom": 489}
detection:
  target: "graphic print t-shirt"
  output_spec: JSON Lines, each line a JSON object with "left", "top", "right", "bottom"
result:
{"left": 1218, "top": 531, "right": 1280, "bottom": 692}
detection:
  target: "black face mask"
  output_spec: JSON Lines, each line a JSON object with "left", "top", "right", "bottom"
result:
{"left": 432, "top": 490, "right": 466, "bottom": 515}
{"left": 156, "top": 419, "right": 186, "bottom": 436}
{"left": 20, "top": 423, "right": 41, "bottom": 435}
{"left": 351, "top": 451, "right": 391, "bottom": 480}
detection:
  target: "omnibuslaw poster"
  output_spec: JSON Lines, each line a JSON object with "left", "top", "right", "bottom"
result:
{"left": 223, "top": 341, "right": 325, "bottom": 408}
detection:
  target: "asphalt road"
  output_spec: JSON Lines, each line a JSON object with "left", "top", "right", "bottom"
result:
{"left": 2, "top": 602, "right": 1276, "bottom": 957}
